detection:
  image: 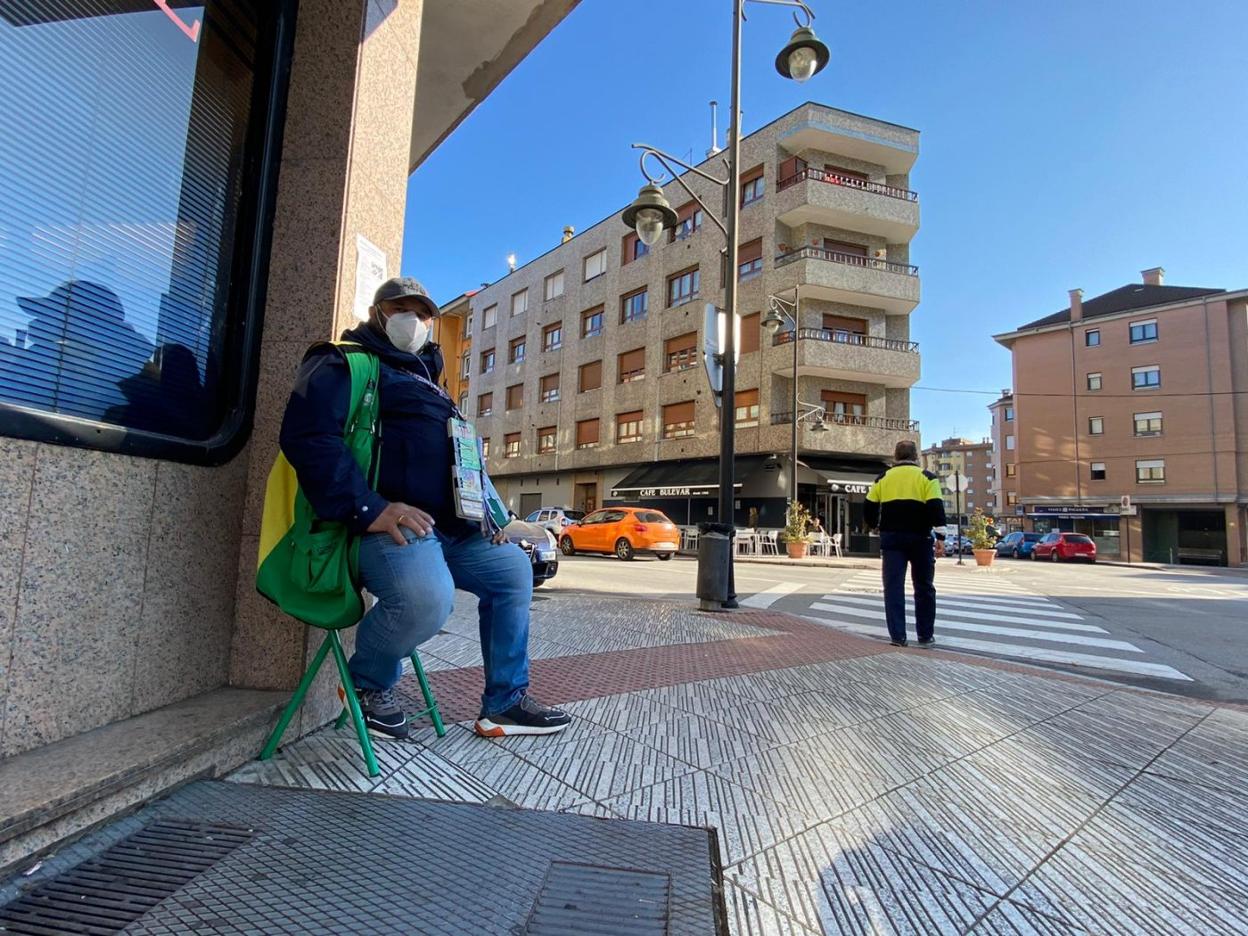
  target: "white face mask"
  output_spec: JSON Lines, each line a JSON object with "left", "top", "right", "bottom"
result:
{"left": 383, "top": 311, "right": 430, "bottom": 353}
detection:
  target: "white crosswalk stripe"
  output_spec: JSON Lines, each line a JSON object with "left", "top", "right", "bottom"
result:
{"left": 739, "top": 581, "right": 803, "bottom": 609}
{"left": 798, "top": 570, "right": 1193, "bottom": 682}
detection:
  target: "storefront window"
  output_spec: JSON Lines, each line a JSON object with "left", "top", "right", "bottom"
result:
{"left": 0, "top": 3, "right": 289, "bottom": 459}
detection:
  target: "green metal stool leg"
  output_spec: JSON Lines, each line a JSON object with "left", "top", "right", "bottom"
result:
{"left": 410, "top": 653, "right": 446, "bottom": 737}
{"left": 260, "top": 632, "right": 333, "bottom": 761}
{"left": 327, "top": 630, "right": 380, "bottom": 778}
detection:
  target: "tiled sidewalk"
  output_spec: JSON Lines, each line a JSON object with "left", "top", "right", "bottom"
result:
{"left": 230, "top": 595, "right": 1248, "bottom": 935}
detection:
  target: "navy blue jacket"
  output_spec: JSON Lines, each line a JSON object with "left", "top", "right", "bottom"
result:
{"left": 278, "top": 322, "right": 470, "bottom": 535}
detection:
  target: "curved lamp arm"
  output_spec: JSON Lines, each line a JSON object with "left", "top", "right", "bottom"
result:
{"left": 632, "top": 144, "right": 730, "bottom": 239}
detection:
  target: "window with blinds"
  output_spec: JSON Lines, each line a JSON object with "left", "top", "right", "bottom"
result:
{"left": 0, "top": 1, "right": 288, "bottom": 457}
{"left": 540, "top": 373, "right": 560, "bottom": 403}
{"left": 737, "top": 239, "right": 763, "bottom": 281}
{"left": 579, "top": 360, "right": 602, "bottom": 392}
{"left": 576, "top": 418, "right": 599, "bottom": 448}
{"left": 664, "top": 333, "right": 697, "bottom": 373}
{"left": 504, "top": 432, "right": 521, "bottom": 457}
{"left": 618, "top": 348, "right": 645, "bottom": 383}
{"left": 739, "top": 312, "right": 761, "bottom": 354}
{"left": 821, "top": 390, "right": 867, "bottom": 425}
{"left": 537, "top": 425, "right": 556, "bottom": 454}
{"left": 616, "top": 410, "right": 643, "bottom": 443}
{"left": 662, "top": 401, "right": 695, "bottom": 439}
{"left": 734, "top": 388, "right": 760, "bottom": 427}
{"left": 477, "top": 392, "right": 493, "bottom": 416}
{"left": 506, "top": 384, "right": 523, "bottom": 410}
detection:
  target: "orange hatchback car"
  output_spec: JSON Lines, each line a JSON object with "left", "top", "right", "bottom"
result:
{"left": 558, "top": 507, "right": 680, "bottom": 561}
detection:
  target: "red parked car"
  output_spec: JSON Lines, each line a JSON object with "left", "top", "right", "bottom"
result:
{"left": 1032, "top": 532, "right": 1097, "bottom": 563}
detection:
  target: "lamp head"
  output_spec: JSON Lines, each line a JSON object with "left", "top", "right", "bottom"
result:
{"left": 762, "top": 306, "right": 785, "bottom": 334}
{"left": 622, "top": 183, "right": 678, "bottom": 247}
{"left": 775, "top": 25, "right": 830, "bottom": 82}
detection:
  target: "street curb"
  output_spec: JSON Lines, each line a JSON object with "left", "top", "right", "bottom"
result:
{"left": 733, "top": 556, "right": 876, "bottom": 570}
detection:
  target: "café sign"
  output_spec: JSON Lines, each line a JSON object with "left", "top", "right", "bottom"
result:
{"left": 633, "top": 486, "right": 714, "bottom": 497}
{"left": 826, "top": 480, "right": 871, "bottom": 496}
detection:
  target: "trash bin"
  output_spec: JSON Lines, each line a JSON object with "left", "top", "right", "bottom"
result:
{"left": 696, "top": 522, "right": 734, "bottom": 607}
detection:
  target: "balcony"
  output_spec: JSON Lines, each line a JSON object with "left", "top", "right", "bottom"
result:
{"left": 763, "top": 412, "right": 919, "bottom": 458}
{"left": 771, "top": 328, "right": 920, "bottom": 388}
{"left": 775, "top": 169, "right": 919, "bottom": 242}
{"left": 773, "top": 246, "right": 919, "bottom": 315}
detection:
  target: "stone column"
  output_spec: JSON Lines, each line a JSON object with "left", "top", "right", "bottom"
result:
{"left": 229, "top": 0, "right": 423, "bottom": 734}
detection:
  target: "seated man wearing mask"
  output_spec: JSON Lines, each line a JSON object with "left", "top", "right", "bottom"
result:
{"left": 279, "top": 277, "right": 571, "bottom": 741}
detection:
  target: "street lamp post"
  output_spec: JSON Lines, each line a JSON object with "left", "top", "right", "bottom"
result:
{"left": 621, "top": 0, "right": 829, "bottom": 610}
{"left": 762, "top": 288, "right": 811, "bottom": 511}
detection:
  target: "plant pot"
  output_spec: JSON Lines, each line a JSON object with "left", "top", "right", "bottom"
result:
{"left": 973, "top": 548, "right": 995, "bottom": 567}
{"left": 786, "top": 541, "right": 808, "bottom": 559}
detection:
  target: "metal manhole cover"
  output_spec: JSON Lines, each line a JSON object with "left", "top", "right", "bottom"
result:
{"left": 524, "top": 861, "right": 670, "bottom": 935}
{"left": 0, "top": 820, "right": 255, "bottom": 935}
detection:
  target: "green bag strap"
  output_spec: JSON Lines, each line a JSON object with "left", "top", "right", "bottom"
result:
{"left": 333, "top": 342, "right": 381, "bottom": 486}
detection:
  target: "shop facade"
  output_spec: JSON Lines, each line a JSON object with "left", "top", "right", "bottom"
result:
{"left": 1023, "top": 502, "right": 1241, "bottom": 566}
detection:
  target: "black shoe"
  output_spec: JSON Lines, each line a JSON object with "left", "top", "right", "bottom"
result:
{"left": 917, "top": 637, "right": 936, "bottom": 648}
{"left": 889, "top": 638, "right": 909, "bottom": 648}
{"left": 475, "top": 695, "right": 572, "bottom": 737}
{"left": 353, "top": 687, "right": 409, "bottom": 741}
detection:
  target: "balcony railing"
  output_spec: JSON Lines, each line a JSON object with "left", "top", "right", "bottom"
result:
{"left": 777, "top": 168, "right": 918, "bottom": 202}
{"left": 775, "top": 246, "right": 918, "bottom": 277}
{"left": 773, "top": 328, "right": 918, "bottom": 354}
{"left": 769, "top": 412, "right": 920, "bottom": 432}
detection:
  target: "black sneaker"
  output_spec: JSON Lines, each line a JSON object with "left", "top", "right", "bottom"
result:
{"left": 475, "top": 695, "right": 571, "bottom": 737}
{"left": 353, "top": 687, "right": 409, "bottom": 741}
{"left": 917, "top": 637, "right": 936, "bottom": 648}
{"left": 889, "top": 638, "right": 909, "bottom": 648}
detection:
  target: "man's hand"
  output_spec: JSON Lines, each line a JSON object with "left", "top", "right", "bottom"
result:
{"left": 367, "top": 502, "right": 434, "bottom": 545}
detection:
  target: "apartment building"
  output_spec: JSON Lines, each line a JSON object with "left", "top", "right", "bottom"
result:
{"left": 451, "top": 102, "right": 922, "bottom": 553}
{"left": 921, "top": 437, "right": 993, "bottom": 525}
{"left": 988, "top": 390, "right": 1018, "bottom": 524}
{"left": 993, "top": 269, "right": 1248, "bottom": 566}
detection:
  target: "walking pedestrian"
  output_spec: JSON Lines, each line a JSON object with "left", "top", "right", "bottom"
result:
{"left": 864, "top": 440, "right": 947, "bottom": 647}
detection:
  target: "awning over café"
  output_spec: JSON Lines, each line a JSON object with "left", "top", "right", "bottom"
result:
{"left": 814, "top": 469, "right": 879, "bottom": 497}
{"left": 611, "top": 459, "right": 758, "bottom": 499}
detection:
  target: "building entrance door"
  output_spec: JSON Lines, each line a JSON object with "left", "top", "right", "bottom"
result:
{"left": 519, "top": 492, "right": 542, "bottom": 519}
{"left": 574, "top": 482, "right": 597, "bottom": 513}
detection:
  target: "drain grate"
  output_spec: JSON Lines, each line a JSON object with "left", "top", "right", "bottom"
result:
{"left": 0, "top": 819, "right": 255, "bottom": 935}
{"left": 524, "top": 861, "right": 671, "bottom": 935}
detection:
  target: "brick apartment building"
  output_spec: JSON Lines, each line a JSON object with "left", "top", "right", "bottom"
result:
{"left": 442, "top": 102, "right": 923, "bottom": 554}
{"left": 988, "top": 390, "right": 1018, "bottom": 525}
{"left": 993, "top": 269, "right": 1248, "bottom": 566}
{"left": 921, "top": 437, "right": 993, "bottom": 526}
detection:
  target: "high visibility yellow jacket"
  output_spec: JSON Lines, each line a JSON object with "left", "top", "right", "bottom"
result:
{"left": 864, "top": 462, "right": 947, "bottom": 534}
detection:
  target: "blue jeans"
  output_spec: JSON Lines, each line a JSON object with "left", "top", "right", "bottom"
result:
{"left": 351, "top": 526, "right": 532, "bottom": 717}
{"left": 880, "top": 531, "right": 936, "bottom": 643}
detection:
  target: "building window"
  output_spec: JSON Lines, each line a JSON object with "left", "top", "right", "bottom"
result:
{"left": 460, "top": 351, "right": 471, "bottom": 379}
{"left": 1129, "top": 319, "right": 1158, "bottom": 344}
{"left": 0, "top": 3, "right": 283, "bottom": 457}
{"left": 477, "top": 392, "right": 493, "bottom": 416}
{"left": 670, "top": 202, "right": 704, "bottom": 242}
{"left": 508, "top": 336, "right": 526, "bottom": 364}
{"left": 542, "top": 321, "right": 562, "bottom": 351}
{"left": 578, "top": 360, "right": 602, "bottom": 392}
{"left": 481, "top": 437, "right": 490, "bottom": 459}
{"left": 1088, "top": 416, "right": 1104, "bottom": 435}
{"left": 1090, "top": 462, "right": 1106, "bottom": 481}
{"left": 1007, "top": 492, "right": 1018, "bottom": 506}
{"left": 1136, "top": 459, "right": 1165, "bottom": 483}
{"left": 1134, "top": 411, "right": 1162, "bottom": 436}
{"left": 483, "top": 304, "right": 498, "bottom": 329}
{"left": 621, "top": 232, "right": 648, "bottom": 265}
{"left": 667, "top": 267, "right": 700, "bottom": 307}
{"left": 737, "top": 239, "right": 763, "bottom": 281}
{"left": 821, "top": 391, "right": 867, "bottom": 426}
{"left": 739, "top": 312, "right": 761, "bottom": 354}
{"left": 575, "top": 418, "right": 600, "bottom": 449}
{"left": 537, "top": 425, "right": 557, "bottom": 454}
{"left": 504, "top": 432, "right": 520, "bottom": 458}
{"left": 1006, "top": 435, "right": 1015, "bottom": 451}
{"left": 1085, "top": 329, "right": 1100, "bottom": 347}
{"left": 1004, "top": 406, "right": 1014, "bottom": 421}
{"left": 664, "top": 332, "right": 697, "bottom": 373}
{"left": 457, "top": 391, "right": 467, "bottom": 411}
{"left": 740, "top": 165, "right": 765, "bottom": 206}
{"left": 464, "top": 313, "right": 473, "bottom": 337}
{"left": 506, "top": 383, "right": 523, "bottom": 410}
{"left": 583, "top": 248, "right": 607, "bottom": 281}
{"left": 511, "top": 289, "right": 528, "bottom": 317}
{"left": 621, "top": 287, "right": 648, "bottom": 324}
{"left": 1006, "top": 464, "right": 1016, "bottom": 478}
{"left": 540, "top": 373, "right": 560, "bottom": 403}
{"left": 544, "top": 270, "right": 564, "bottom": 301}
{"left": 616, "top": 410, "right": 643, "bottom": 443}
{"left": 480, "top": 348, "right": 495, "bottom": 373}
{"left": 581, "top": 305, "right": 604, "bottom": 338}
{"left": 662, "top": 401, "right": 696, "bottom": 439}
{"left": 734, "top": 389, "right": 760, "bottom": 427}
{"left": 1132, "top": 365, "right": 1160, "bottom": 390}
{"left": 618, "top": 347, "right": 645, "bottom": 383}
{"left": 1087, "top": 372, "right": 1102, "bottom": 391}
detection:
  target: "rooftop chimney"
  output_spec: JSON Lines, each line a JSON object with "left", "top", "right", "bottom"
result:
{"left": 1069, "top": 288, "right": 1084, "bottom": 322}
{"left": 1141, "top": 267, "right": 1165, "bottom": 286}
{"left": 707, "top": 101, "right": 722, "bottom": 158}
{"left": 562, "top": 226, "right": 574, "bottom": 244}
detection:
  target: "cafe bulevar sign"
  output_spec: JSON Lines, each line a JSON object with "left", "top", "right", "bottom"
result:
{"left": 613, "top": 486, "right": 716, "bottom": 498}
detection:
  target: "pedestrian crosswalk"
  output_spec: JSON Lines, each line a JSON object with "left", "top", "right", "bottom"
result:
{"left": 801, "top": 569, "right": 1193, "bottom": 682}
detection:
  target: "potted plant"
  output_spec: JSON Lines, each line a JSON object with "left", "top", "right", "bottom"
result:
{"left": 782, "top": 502, "right": 813, "bottom": 558}
{"left": 968, "top": 508, "right": 997, "bottom": 567}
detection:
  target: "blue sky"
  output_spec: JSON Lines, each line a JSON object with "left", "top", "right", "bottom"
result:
{"left": 404, "top": 0, "right": 1248, "bottom": 444}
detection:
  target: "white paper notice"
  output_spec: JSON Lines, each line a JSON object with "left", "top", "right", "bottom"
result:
{"left": 353, "top": 235, "right": 388, "bottom": 321}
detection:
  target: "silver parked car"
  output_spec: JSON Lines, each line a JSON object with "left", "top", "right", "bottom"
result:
{"left": 524, "top": 507, "right": 586, "bottom": 537}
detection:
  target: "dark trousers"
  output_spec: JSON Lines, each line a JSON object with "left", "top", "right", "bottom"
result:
{"left": 880, "top": 531, "right": 936, "bottom": 643}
